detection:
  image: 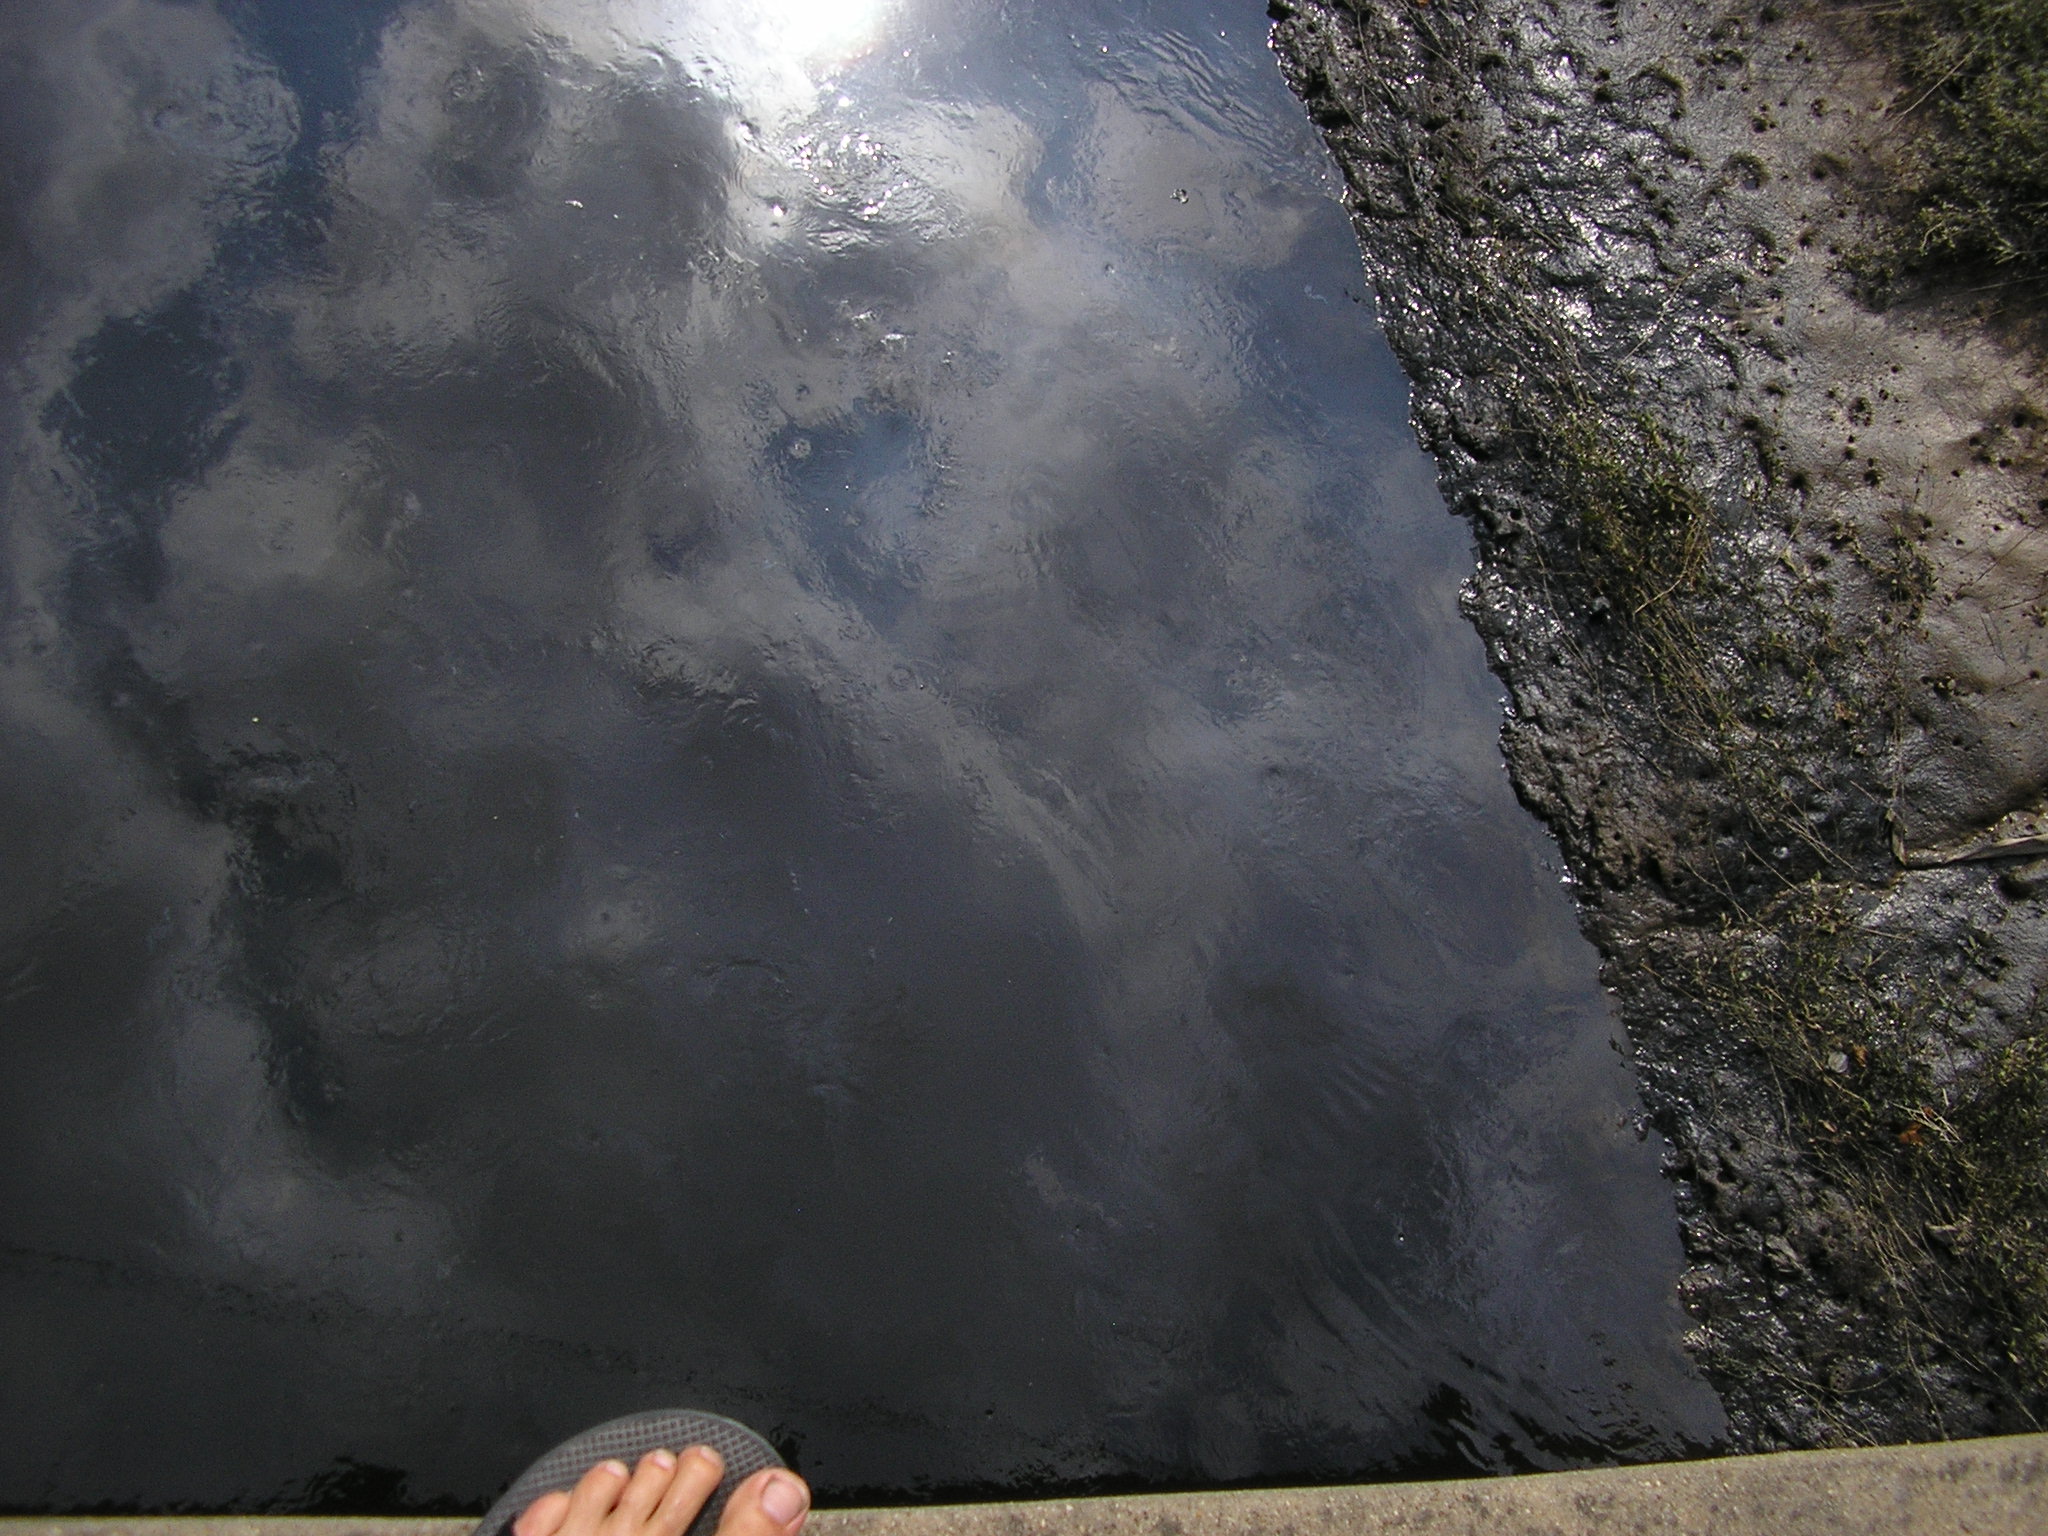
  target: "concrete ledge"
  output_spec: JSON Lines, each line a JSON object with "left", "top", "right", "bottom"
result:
{"left": 8, "top": 1432, "right": 2046, "bottom": 1536}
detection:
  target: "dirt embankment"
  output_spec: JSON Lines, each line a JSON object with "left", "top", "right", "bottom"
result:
{"left": 1267, "top": 0, "right": 2048, "bottom": 1449}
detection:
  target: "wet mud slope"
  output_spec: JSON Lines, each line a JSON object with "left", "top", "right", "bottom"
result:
{"left": 1269, "top": 0, "right": 2048, "bottom": 1447}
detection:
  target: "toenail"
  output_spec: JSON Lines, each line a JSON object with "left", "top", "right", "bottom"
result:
{"left": 759, "top": 1473, "right": 808, "bottom": 1526}
{"left": 599, "top": 1460, "right": 629, "bottom": 1479}
{"left": 649, "top": 1449, "right": 675, "bottom": 1471}
{"left": 685, "top": 1445, "right": 723, "bottom": 1471}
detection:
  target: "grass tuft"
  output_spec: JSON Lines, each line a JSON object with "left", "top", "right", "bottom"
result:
{"left": 1871, "top": 0, "right": 2048, "bottom": 280}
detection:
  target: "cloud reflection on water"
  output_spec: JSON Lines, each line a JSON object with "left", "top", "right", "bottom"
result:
{"left": 0, "top": 0, "right": 1725, "bottom": 1510}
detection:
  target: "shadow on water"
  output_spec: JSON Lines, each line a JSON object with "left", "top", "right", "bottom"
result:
{"left": 0, "top": 0, "right": 1726, "bottom": 1512}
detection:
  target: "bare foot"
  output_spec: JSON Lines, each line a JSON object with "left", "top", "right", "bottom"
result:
{"left": 511, "top": 1447, "right": 810, "bottom": 1536}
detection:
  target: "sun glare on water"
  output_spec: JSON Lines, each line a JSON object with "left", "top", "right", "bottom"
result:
{"left": 658, "top": 0, "right": 896, "bottom": 119}
{"left": 742, "top": 0, "right": 892, "bottom": 67}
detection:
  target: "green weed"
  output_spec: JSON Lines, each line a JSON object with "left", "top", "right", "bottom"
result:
{"left": 1871, "top": 0, "right": 2048, "bottom": 279}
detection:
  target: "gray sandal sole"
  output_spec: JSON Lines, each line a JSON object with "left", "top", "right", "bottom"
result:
{"left": 474, "top": 1409, "right": 786, "bottom": 1536}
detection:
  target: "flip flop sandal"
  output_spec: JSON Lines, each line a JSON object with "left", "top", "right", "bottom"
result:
{"left": 474, "top": 1409, "right": 786, "bottom": 1536}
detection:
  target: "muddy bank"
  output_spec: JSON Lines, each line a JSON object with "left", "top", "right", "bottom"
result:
{"left": 1268, "top": 0, "right": 2048, "bottom": 1447}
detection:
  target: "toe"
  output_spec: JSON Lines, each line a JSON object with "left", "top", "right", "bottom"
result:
{"left": 561, "top": 1459, "right": 633, "bottom": 1536}
{"left": 645, "top": 1445, "right": 724, "bottom": 1536}
{"left": 713, "top": 1468, "right": 810, "bottom": 1536}
{"left": 514, "top": 1491, "right": 572, "bottom": 1536}
{"left": 611, "top": 1450, "right": 679, "bottom": 1527}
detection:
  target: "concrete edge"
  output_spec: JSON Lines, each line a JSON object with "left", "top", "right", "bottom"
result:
{"left": 7, "top": 1432, "right": 2047, "bottom": 1536}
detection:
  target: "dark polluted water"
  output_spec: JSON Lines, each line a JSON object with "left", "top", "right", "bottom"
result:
{"left": 0, "top": 0, "right": 1727, "bottom": 1511}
